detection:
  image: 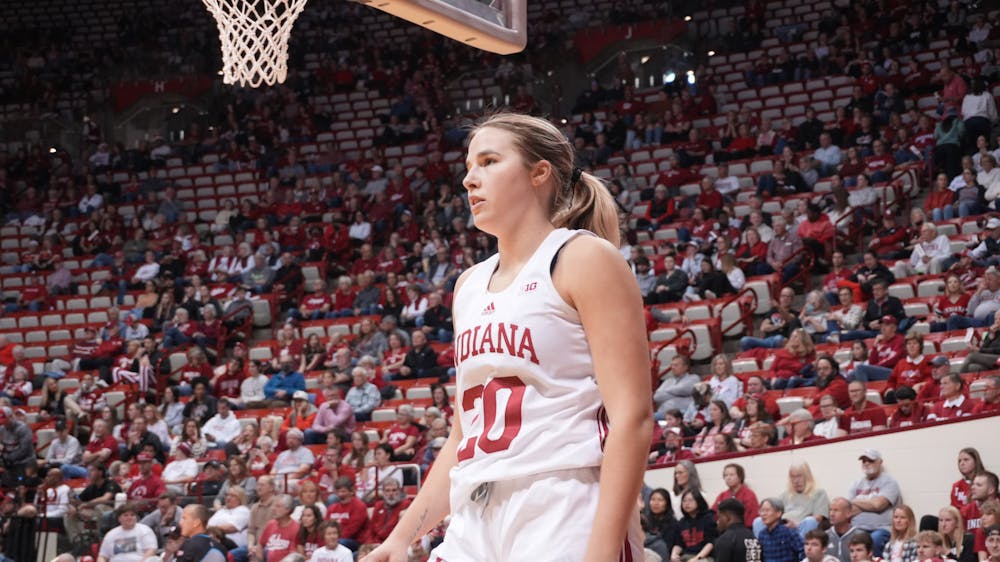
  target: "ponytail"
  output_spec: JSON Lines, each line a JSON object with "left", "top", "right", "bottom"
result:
{"left": 551, "top": 171, "right": 621, "bottom": 247}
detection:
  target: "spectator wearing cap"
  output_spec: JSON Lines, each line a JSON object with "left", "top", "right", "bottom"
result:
{"left": 282, "top": 390, "right": 316, "bottom": 433}
{"left": 44, "top": 419, "right": 85, "bottom": 479}
{"left": 968, "top": 216, "right": 1000, "bottom": 266}
{"left": 920, "top": 354, "right": 951, "bottom": 405}
{"left": 162, "top": 442, "right": 198, "bottom": 495}
{"left": 97, "top": 502, "right": 158, "bottom": 562}
{"left": 961, "top": 312, "right": 1000, "bottom": 373}
{"left": 948, "top": 266, "right": 1000, "bottom": 331}
{"left": 869, "top": 211, "right": 910, "bottom": 261}
{"left": 65, "top": 464, "right": 121, "bottom": 543}
{"left": 985, "top": 525, "right": 1000, "bottom": 562}
{"left": 847, "top": 449, "right": 901, "bottom": 555}
{"left": 650, "top": 426, "right": 695, "bottom": 466}
{"left": 271, "top": 428, "right": 314, "bottom": 482}
{"left": 128, "top": 452, "right": 167, "bottom": 511}
{"left": 263, "top": 355, "right": 306, "bottom": 407}
{"left": 840, "top": 380, "right": 888, "bottom": 434}
{"left": 887, "top": 386, "right": 927, "bottom": 428}
{"left": 927, "top": 374, "right": 981, "bottom": 421}
{"left": 848, "top": 315, "right": 904, "bottom": 383}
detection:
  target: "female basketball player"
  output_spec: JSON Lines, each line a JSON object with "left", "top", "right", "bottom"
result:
{"left": 363, "top": 113, "right": 653, "bottom": 561}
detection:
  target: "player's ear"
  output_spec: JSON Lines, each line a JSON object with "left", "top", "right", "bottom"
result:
{"left": 530, "top": 160, "right": 553, "bottom": 188}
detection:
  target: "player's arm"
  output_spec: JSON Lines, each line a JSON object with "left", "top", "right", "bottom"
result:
{"left": 556, "top": 236, "right": 654, "bottom": 562}
{"left": 361, "top": 267, "right": 478, "bottom": 562}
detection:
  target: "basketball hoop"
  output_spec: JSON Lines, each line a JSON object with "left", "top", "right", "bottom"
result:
{"left": 202, "top": 0, "right": 309, "bottom": 88}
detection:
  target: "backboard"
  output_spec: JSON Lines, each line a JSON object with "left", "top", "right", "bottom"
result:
{"left": 353, "top": 0, "right": 526, "bottom": 55}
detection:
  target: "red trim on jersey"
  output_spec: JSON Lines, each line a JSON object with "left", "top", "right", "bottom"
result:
{"left": 597, "top": 405, "right": 610, "bottom": 451}
{"left": 621, "top": 539, "right": 635, "bottom": 562}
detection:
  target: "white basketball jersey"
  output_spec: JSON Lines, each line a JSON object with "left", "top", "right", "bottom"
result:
{"left": 448, "top": 228, "right": 607, "bottom": 495}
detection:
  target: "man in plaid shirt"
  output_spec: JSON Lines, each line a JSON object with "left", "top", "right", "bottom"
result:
{"left": 757, "top": 497, "right": 805, "bottom": 562}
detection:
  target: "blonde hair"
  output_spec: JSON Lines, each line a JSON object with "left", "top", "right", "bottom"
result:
{"left": 472, "top": 113, "right": 620, "bottom": 246}
{"left": 938, "top": 505, "right": 965, "bottom": 553}
{"left": 890, "top": 505, "right": 918, "bottom": 542}
{"left": 786, "top": 462, "right": 817, "bottom": 497}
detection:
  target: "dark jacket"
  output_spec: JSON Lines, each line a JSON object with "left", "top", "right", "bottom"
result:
{"left": 713, "top": 523, "right": 762, "bottom": 562}
{"left": 862, "top": 295, "right": 906, "bottom": 329}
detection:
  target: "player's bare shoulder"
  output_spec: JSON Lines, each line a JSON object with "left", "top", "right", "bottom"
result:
{"left": 552, "top": 234, "right": 630, "bottom": 305}
{"left": 453, "top": 261, "right": 485, "bottom": 296}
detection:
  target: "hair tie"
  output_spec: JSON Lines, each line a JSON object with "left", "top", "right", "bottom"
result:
{"left": 569, "top": 167, "right": 583, "bottom": 192}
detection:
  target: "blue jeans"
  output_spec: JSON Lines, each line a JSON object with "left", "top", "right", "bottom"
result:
{"left": 740, "top": 335, "right": 785, "bottom": 351}
{"left": 947, "top": 314, "right": 992, "bottom": 330}
{"left": 850, "top": 364, "right": 892, "bottom": 382}
{"left": 58, "top": 464, "right": 89, "bottom": 479}
{"left": 868, "top": 528, "right": 890, "bottom": 556}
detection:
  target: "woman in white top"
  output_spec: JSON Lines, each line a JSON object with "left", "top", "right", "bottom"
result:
{"left": 207, "top": 485, "right": 251, "bottom": 547}
{"left": 707, "top": 355, "right": 742, "bottom": 408}
{"left": 961, "top": 78, "right": 998, "bottom": 151}
{"left": 348, "top": 210, "right": 372, "bottom": 242}
{"left": 399, "top": 285, "right": 428, "bottom": 328}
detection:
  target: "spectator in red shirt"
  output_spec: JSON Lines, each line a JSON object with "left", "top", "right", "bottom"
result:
{"left": 975, "top": 376, "right": 1000, "bottom": 414}
{"left": 327, "top": 477, "right": 369, "bottom": 550}
{"left": 778, "top": 409, "right": 826, "bottom": 446}
{"left": 712, "top": 463, "right": 760, "bottom": 528}
{"left": 360, "top": 479, "right": 411, "bottom": 544}
{"left": 886, "top": 386, "right": 927, "bottom": 428}
{"left": 840, "top": 380, "right": 888, "bottom": 434}
{"left": 884, "top": 333, "right": 931, "bottom": 403}
{"left": 927, "top": 374, "right": 980, "bottom": 421}
{"left": 257, "top": 494, "right": 300, "bottom": 562}
{"left": 951, "top": 448, "right": 987, "bottom": 510}
{"left": 696, "top": 176, "right": 724, "bottom": 210}
{"left": 963, "top": 472, "right": 1000, "bottom": 532}
{"left": 128, "top": 452, "right": 167, "bottom": 512}
{"left": 797, "top": 203, "right": 835, "bottom": 262}
{"left": 864, "top": 140, "right": 896, "bottom": 183}
{"left": 381, "top": 405, "right": 422, "bottom": 462}
{"left": 848, "top": 315, "right": 904, "bottom": 383}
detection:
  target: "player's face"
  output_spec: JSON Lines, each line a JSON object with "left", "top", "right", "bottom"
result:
{"left": 804, "top": 539, "right": 824, "bottom": 561}
{"left": 463, "top": 127, "right": 535, "bottom": 236}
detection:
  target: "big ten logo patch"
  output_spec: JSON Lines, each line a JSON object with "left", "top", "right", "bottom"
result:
{"left": 520, "top": 281, "right": 538, "bottom": 294}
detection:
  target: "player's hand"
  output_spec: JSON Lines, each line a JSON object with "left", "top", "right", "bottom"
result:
{"left": 360, "top": 542, "right": 409, "bottom": 562}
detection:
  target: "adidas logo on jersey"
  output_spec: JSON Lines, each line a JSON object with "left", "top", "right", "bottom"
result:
{"left": 481, "top": 302, "right": 495, "bottom": 315}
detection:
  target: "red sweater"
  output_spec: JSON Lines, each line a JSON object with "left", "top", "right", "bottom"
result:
{"left": 885, "top": 355, "right": 931, "bottom": 392}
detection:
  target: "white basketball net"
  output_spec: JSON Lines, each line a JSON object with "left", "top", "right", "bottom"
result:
{"left": 202, "top": 0, "right": 309, "bottom": 88}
